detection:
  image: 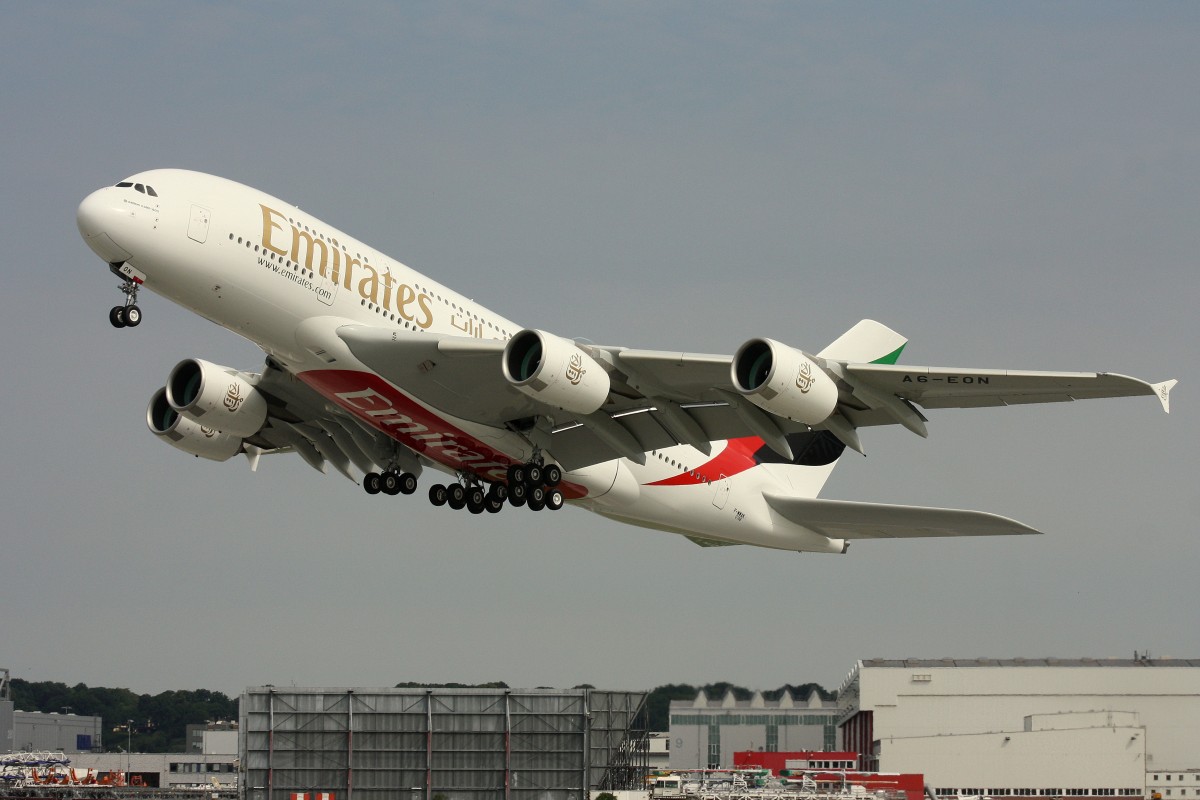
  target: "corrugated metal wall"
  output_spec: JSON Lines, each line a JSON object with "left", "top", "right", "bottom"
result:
{"left": 240, "top": 687, "right": 645, "bottom": 800}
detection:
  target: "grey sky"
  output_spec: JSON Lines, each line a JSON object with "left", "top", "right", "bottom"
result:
{"left": 2, "top": 3, "right": 1195, "bottom": 699}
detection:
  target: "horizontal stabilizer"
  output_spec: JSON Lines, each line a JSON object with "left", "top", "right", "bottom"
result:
{"left": 763, "top": 494, "right": 1041, "bottom": 539}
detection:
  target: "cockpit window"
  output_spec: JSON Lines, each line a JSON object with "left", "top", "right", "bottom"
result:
{"left": 114, "top": 181, "right": 157, "bottom": 197}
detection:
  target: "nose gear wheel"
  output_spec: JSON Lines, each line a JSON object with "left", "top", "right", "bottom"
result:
{"left": 109, "top": 269, "right": 143, "bottom": 329}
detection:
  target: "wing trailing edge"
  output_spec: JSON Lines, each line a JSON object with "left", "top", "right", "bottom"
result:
{"left": 763, "top": 493, "right": 1042, "bottom": 539}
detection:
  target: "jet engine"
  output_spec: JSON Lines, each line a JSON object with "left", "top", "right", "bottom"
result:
{"left": 502, "top": 329, "right": 610, "bottom": 415}
{"left": 146, "top": 387, "right": 244, "bottom": 461}
{"left": 165, "top": 358, "right": 268, "bottom": 438}
{"left": 731, "top": 338, "right": 839, "bottom": 425}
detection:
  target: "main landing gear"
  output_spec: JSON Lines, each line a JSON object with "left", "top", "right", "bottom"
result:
{"left": 366, "top": 459, "right": 566, "bottom": 515}
{"left": 109, "top": 268, "right": 142, "bottom": 329}
{"left": 362, "top": 469, "right": 418, "bottom": 497}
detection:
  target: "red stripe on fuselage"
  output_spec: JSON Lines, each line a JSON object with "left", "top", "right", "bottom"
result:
{"left": 645, "top": 437, "right": 763, "bottom": 486}
{"left": 298, "top": 369, "right": 587, "bottom": 498}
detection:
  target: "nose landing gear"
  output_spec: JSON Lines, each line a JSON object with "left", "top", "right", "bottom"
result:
{"left": 109, "top": 267, "right": 142, "bottom": 329}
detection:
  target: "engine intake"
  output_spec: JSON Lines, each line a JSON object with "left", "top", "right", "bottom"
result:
{"left": 147, "top": 387, "right": 244, "bottom": 461}
{"left": 165, "top": 358, "right": 268, "bottom": 438}
{"left": 731, "top": 338, "right": 839, "bottom": 425}
{"left": 502, "top": 330, "right": 610, "bottom": 415}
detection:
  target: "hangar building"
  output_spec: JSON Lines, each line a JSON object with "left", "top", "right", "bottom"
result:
{"left": 837, "top": 657, "right": 1200, "bottom": 799}
{"left": 239, "top": 686, "right": 646, "bottom": 800}
{"left": 669, "top": 688, "right": 837, "bottom": 770}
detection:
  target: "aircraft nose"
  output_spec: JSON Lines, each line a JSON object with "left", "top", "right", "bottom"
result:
{"left": 77, "top": 187, "right": 133, "bottom": 263}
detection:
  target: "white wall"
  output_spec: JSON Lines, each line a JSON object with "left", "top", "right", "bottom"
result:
{"left": 880, "top": 725, "right": 1146, "bottom": 792}
{"left": 855, "top": 665, "right": 1200, "bottom": 770}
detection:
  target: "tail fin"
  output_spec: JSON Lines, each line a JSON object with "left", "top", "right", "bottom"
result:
{"left": 818, "top": 319, "right": 908, "bottom": 364}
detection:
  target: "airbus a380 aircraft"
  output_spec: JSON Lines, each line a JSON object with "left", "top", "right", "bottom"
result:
{"left": 76, "top": 169, "right": 1176, "bottom": 554}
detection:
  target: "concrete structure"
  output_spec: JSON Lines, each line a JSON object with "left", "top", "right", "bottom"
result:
{"left": 1147, "top": 769, "right": 1200, "bottom": 799}
{"left": 12, "top": 710, "right": 103, "bottom": 753}
{"left": 60, "top": 750, "right": 237, "bottom": 789}
{"left": 669, "top": 689, "right": 837, "bottom": 770}
{"left": 1, "top": 699, "right": 12, "bottom": 755}
{"left": 240, "top": 686, "right": 647, "bottom": 800}
{"left": 186, "top": 721, "right": 238, "bottom": 753}
{"left": 838, "top": 657, "right": 1200, "bottom": 798}
{"left": 644, "top": 731, "right": 670, "bottom": 772}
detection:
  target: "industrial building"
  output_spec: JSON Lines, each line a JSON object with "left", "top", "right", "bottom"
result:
{"left": 239, "top": 686, "right": 646, "bottom": 800}
{"left": 837, "top": 657, "right": 1200, "bottom": 799}
{"left": 668, "top": 689, "right": 837, "bottom": 770}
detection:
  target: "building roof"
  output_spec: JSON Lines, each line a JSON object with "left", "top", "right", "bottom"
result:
{"left": 669, "top": 689, "right": 832, "bottom": 710}
{"left": 859, "top": 657, "right": 1200, "bottom": 668}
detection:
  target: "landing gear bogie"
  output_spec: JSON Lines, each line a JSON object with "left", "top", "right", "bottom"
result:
{"left": 422, "top": 465, "right": 566, "bottom": 514}
{"left": 364, "top": 470, "right": 418, "bottom": 497}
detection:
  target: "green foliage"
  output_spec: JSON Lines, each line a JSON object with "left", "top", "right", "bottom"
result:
{"left": 596, "top": 793, "right": 619, "bottom": 800}
{"left": 394, "top": 681, "right": 510, "bottom": 689}
{"left": 10, "top": 679, "right": 237, "bottom": 753}
{"left": 643, "top": 683, "right": 703, "bottom": 733}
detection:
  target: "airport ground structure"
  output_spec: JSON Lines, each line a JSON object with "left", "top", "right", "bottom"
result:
{"left": 668, "top": 689, "right": 837, "bottom": 770}
{"left": 0, "top": 699, "right": 103, "bottom": 754}
{"left": 837, "top": 657, "right": 1200, "bottom": 799}
{"left": 239, "top": 686, "right": 647, "bottom": 800}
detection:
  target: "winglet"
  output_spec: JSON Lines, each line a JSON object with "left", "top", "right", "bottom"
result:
{"left": 818, "top": 319, "right": 908, "bottom": 364}
{"left": 1153, "top": 379, "right": 1177, "bottom": 414}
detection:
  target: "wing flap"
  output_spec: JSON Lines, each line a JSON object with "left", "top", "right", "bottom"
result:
{"left": 763, "top": 494, "right": 1041, "bottom": 539}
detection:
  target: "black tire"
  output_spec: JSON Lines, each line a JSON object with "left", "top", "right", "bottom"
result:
{"left": 109, "top": 306, "right": 126, "bottom": 328}
{"left": 527, "top": 495, "right": 545, "bottom": 511}
{"left": 545, "top": 489, "right": 565, "bottom": 511}
{"left": 429, "top": 484, "right": 448, "bottom": 506}
{"left": 124, "top": 305, "right": 142, "bottom": 327}
{"left": 399, "top": 473, "right": 418, "bottom": 495}
{"left": 529, "top": 485, "right": 546, "bottom": 505}
{"left": 526, "top": 464, "right": 543, "bottom": 486}
{"left": 508, "top": 483, "right": 527, "bottom": 507}
{"left": 488, "top": 484, "right": 509, "bottom": 503}
{"left": 544, "top": 464, "right": 562, "bottom": 487}
{"left": 485, "top": 497, "right": 504, "bottom": 513}
{"left": 448, "top": 484, "right": 467, "bottom": 510}
{"left": 509, "top": 464, "right": 526, "bottom": 486}
{"left": 364, "top": 472, "right": 382, "bottom": 495}
{"left": 382, "top": 472, "right": 401, "bottom": 495}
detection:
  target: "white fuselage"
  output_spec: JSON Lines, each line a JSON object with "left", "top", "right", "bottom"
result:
{"left": 78, "top": 169, "right": 845, "bottom": 553}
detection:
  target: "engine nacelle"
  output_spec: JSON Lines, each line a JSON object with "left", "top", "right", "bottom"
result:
{"left": 165, "top": 358, "right": 268, "bottom": 438}
{"left": 731, "top": 338, "right": 839, "bottom": 425}
{"left": 502, "top": 329, "right": 610, "bottom": 415}
{"left": 146, "top": 388, "right": 244, "bottom": 461}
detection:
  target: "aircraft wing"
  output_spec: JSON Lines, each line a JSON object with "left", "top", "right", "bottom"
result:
{"left": 763, "top": 494, "right": 1042, "bottom": 539}
{"left": 335, "top": 320, "right": 1175, "bottom": 472}
{"left": 841, "top": 364, "right": 1176, "bottom": 413}
{"left": 336, "top": 325, "right": 770, "bottom": 469}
